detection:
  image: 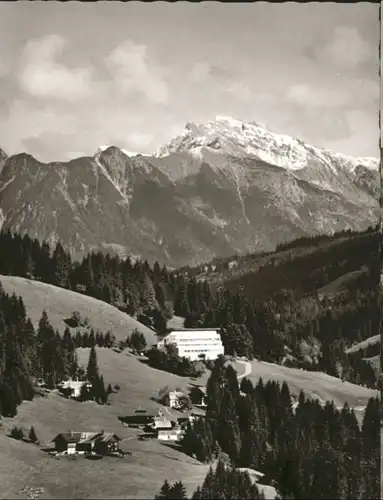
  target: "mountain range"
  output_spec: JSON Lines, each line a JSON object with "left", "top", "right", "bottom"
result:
{"left": 0, "top": 116, "right": 379, "bottom": 267}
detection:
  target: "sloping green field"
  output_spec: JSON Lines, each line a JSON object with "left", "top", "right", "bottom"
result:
{"left": 0, "top": 347, "right": 211, "bottom": 499}
{"left": 0, "top": 275, "right": 157, "bottom": 344}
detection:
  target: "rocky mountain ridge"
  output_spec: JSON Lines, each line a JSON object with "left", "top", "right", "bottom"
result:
{"left": 0, "top": 117, "right": 379, "bottom": 266}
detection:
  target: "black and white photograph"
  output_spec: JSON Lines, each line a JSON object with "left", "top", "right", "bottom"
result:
{"left": 0, "top": 1, "right": 380, "bottom": 499}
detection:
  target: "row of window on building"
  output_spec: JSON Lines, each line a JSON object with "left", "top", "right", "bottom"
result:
{"left": 182, "top": 348, "right": 210, "bottom": 353}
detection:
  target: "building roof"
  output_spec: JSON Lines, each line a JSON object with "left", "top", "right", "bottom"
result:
{"left": 169, "top": 390, "right": 186, "bottom": 397}
{"left": 52, "top": 432, "right": 84, "bottom": 444}
{"left": 237, "top": 468, "right": 264, "bottom": 478}
{"left": 170, "top": 328, "right": 220, "bottom": 332}
{"left": 52, "top": 431, "right": 120, "bottom": 445}
{"left": 79, "top": 434, "right": 100, "bottom": 444}
{"left": 167, "top": 331, "right": 221, "bottom": 338}
{"left": 134, "top": 408, "right": 161, "bottom": 416}
{"left": 193, "top": 385, "right": 207, "bottom": 395}
{"left": 96, "top": 433, "right": 121, "bottom": 443}
{"left": 121, "top": 411, "right": 158, "bottom": 420}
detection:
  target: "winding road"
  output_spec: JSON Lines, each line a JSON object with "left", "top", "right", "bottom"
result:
{"left": 235, "top": 358, "right": 252, "bottom": 380}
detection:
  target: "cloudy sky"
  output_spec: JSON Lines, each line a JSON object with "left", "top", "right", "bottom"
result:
{"left": 0, "top": 1, "right": 379, "bottom": 162}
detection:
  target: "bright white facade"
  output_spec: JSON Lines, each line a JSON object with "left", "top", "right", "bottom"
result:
{"left": 158, "top": 427, "right": 184, "bottom": 442}
{"left": 58, "top": 380, "right": 92, "bottom": 398}
{"left": 167, "top": 390, "right": 186, "bottom": 409}
{"left": 157, "top": 329, "right": 224, "bottom": 361}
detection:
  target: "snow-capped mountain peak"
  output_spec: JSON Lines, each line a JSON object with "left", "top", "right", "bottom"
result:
{"left": 154, "top": 116, "right": 379, "bottom": 174}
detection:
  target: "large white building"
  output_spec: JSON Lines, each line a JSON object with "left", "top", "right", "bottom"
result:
{"left": 157, "top": 328, "right": 224, "bottom": 361}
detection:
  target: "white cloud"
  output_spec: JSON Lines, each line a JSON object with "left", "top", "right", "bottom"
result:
{"left": 286, "top": 77, "right": 378, "bottom": 110}
{"left": 325, "top": 109, "right": 378, "bottom": 157}
{"left": 0, "top": 99, "right": 77, "bottom": 155}
{"left": 315, "top": 26, "right": 372, "bottom": 69}
{"left": 0, "top": 58, "right": 10, "bottom": 79}
{"left": 106, "top": 40, "right": 168, "bottom": 104}
{"left": 286, "top": 83, "right": 350, "bottom": 108}
{"left": 128, "top": 132, "right": 153, "bottom": 149}
{"left": 189, "top": 62, "right": 211, "bottom": 83}
{"left": 225, "top": 81, "right": 254, "bottom": 102}
{"left": 18, "top": 34, "right": 93, "bottom": 101}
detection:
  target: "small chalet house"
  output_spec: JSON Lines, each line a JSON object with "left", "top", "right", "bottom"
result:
{"left": 52, "top": 431, "right": 121, "bottom": 455}
{"left": 57, "top": 379, "right": 92, "bottom": 399}
{"left": 189, "top": 385, "right": 207, "bottom": 407}
{"left": 164, "top": 390, "right": 190, "bottom": 410}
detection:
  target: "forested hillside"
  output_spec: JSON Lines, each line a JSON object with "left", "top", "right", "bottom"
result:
{"left": 0, "top": 227, "right": 380, "bottom": 499}
{"left": 0, "top": 227, "right": 380, "bottom": 390}
{"left": 180, "top": 227, "right": 381, "bottom": 388}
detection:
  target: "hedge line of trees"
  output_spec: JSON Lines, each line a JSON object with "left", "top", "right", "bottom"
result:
{"left": 172, "top": 356, "right": 380, "bottom": 499}
{"left": 10, "top": 425, "right": 39, "bottom": 444}
{"left": 71, "top": 329, "right": 115, "bottom": 349}
{"left": 146, "top": 344, "right": 205, "bottom": 378}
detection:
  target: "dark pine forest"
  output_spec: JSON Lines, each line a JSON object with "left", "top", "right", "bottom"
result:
{"left": 157, "top": 357, "right": 380, "bottom": 499}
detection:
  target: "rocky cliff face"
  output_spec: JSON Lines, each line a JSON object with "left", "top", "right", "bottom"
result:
{"left": 0, "top": 117, "right": 379, "bottom": 266}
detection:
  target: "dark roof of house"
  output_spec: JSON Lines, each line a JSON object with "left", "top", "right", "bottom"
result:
{"left": 170, "top": 328, "right": 220, "bottom": 332}
{"left": 120, "top": 414, "right": 157, "bottom": 423}
{"left": 191, "top": 385, "right": 207, "bottom": 395}
{"left": 134, "top": 409, "right": 160, "bottom": 417}
{"left": 97, "top": 433, "right": 121, "bottom": 442}
{"left": 52, "top": 432, "right": 120, "bottom": 445}
{"left": 52, "top": 433, "right": 83, "bottom": 444}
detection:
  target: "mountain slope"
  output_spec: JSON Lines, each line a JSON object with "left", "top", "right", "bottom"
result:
{"left": 0, "top": 346, "right": 211, "bottom": 499}
{"left": 0, "top": 275, "right": 157, "bottom": 344}
{"left": 0, "top": 117, "right": 379, "bottom": 266}
{"left": 0, "top": 147, "right": 7, "bottom": 171}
